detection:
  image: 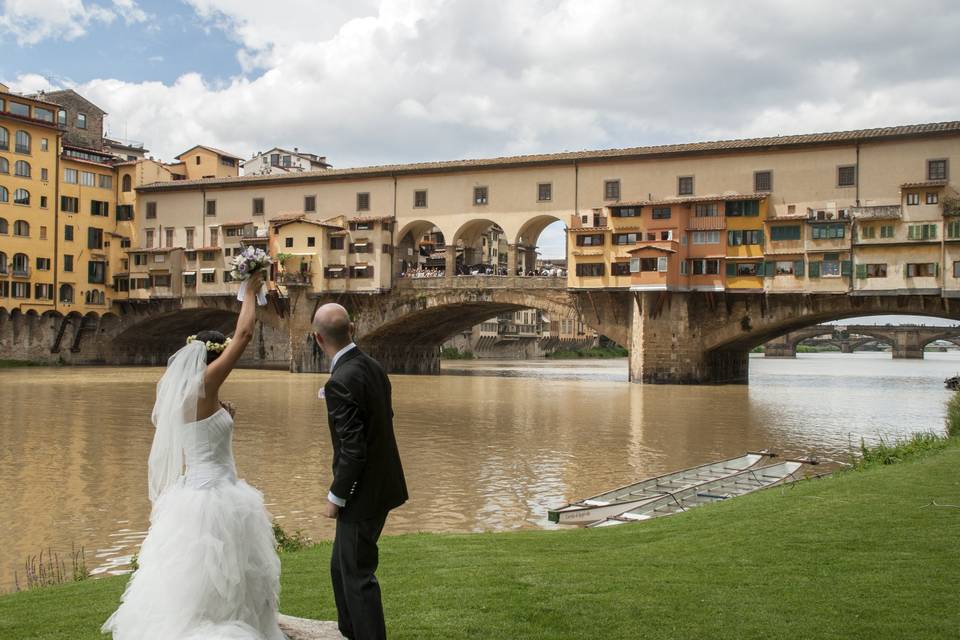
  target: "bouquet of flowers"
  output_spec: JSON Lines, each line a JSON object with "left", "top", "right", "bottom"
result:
{"left": 231, "top": 246, "right": 272, "bottom": 306}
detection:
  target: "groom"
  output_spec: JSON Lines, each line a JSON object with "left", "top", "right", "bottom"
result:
{"left": 313, "top": 303, "right": 408, "bottom": 640}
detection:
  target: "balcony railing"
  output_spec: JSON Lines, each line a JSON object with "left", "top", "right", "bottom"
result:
{"left": 849, "top": 205, "right": 902, "bottom": 220}
{"left": 277, "top": 272, "right": 312, "bottom": 286}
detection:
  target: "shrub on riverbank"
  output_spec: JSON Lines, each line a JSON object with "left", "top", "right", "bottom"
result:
{"left": 4, "top": 439, "right": 959, "bottom": 639}
{"left": 854, "top": 431, "right": 952, "bottom": 470}
{"left": 946, "top": 389, "right": 960, "bottom": 438}
{"left": 546, "top": 344, "right": 628, "bottom": 359}
{"left": 440, "top": 347, "right": 475, "bottom": 360}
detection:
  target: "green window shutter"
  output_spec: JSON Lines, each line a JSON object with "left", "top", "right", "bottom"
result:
{"left": 726, "top": 261, "right": 737, "bottom": 277}
{"left": 764, "top": 261, "right": 775, "bottom": 277}
{"left": 809, "top": 261, "right": 821, "bottom": 278}
{"left": 855, "top": 263, "right": 867, "bottom": 279}
{"left": 842, "top": 260, "right": 852, "bottom": 277}
{"left": 758, "top": 229, "right": 765, "bottom": 246}
{"left": 936, "top": 263, "right": 940, "bottom": 277}
{"left": 794, "top": 260, "right": 805, "bottom": 276}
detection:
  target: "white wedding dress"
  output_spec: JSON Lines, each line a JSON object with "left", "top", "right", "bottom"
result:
{"left": 102, "top": 404, "right": 286, "bottom": 640}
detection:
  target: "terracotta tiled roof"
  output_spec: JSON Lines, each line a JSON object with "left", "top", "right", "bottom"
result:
{"left": 613, "top": 193, "right": 767, "bottom": 208}
{"left": 219, "top": 220, "right": 255, "bottom": 227}
{"left": 175, "top": 144, "right": 244, "bottom": 161}
{"left": 627, "top": 243, "right": 678, "bottom": 253}
{"left": 351, "top": 215, "right": 396, "bottom": 223}
{"left": 900, "top": 180, "right": 949, "bottom": 189}
{"left": 138, "top": 120, "right": 960, "bottom": 193}
{"left": 270, "top": 214, "right": 343, "bottom": 230}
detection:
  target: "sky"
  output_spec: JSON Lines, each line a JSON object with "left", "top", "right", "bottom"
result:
{"left": 2, "top": 0, "right": 960, "bottom": 260}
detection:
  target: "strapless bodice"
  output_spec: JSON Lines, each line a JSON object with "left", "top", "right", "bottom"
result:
{"left": 183, "top": 407, "right": 238, "bottom": 488}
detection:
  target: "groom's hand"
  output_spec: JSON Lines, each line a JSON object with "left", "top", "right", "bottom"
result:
{"left": 324, "top": 500, "right": 339, "bottom": 519}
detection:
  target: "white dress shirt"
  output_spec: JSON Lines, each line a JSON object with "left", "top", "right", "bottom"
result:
{"left": 327, "top": 342, "right": 357, "bottom": 507}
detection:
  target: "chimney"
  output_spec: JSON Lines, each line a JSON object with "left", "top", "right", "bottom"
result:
{"left": 294, "top": 147, "right": 298, "bottom": 154}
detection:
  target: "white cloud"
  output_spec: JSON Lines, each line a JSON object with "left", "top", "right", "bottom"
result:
{"left": 8, "top": 0, "right": 960, "bottom": 178}
{"left": 0, "top": 0, "right": 148, "bottom": 45}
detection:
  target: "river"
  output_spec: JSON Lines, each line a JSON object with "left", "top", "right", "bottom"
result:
{"left": 1, "top": 352, "right": 957, "bottom": 590}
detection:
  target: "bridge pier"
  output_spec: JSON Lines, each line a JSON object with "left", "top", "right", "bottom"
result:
{"left": 362, "top": 343, "right": 440, "bottom": 374}
{"left": 763, "top": 335, "right": 796, "bottom": 358}
{"left": 892, "top": 332, "right": 924, "bottom": 359}
{"left": 839, "top": 340, "right": 853, "bottom": 354}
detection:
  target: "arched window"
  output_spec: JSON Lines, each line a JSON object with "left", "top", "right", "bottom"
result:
{"left": 0, "top": 126, "right": 8, "bottom": 151}
{"left": 122, "top": 174, "right": 132, "bottom": 192}
{"left": 60, "top": 284, "right": 74, "bottom": 303}
{"left": 0, "top": 218, "right": 7, "bottom": 233}
{"left": 0, "top": 187, "right": 7, "bottom": 203}
{"left": 15, "top": 130, "right": 30, "bottom": 154}
{"left": 13, "top": 160, "right": 30, "bottom": 178}
{"left": 0, "top": 252, "right": 6, "bottom": 273}
{"left": 0, "top": 157, "right": 8, "bottom": 173}
{"left": 13, "top": 220, "right": 29, "bottom": 236}
{"left": 84, "top": 290, "right": 105, "bottom": 305}
{"left": 13, "top": 189, "right": 29, "bottom": 206}
{"left": 12, "top": 253, "right": 28, "bottom": 275}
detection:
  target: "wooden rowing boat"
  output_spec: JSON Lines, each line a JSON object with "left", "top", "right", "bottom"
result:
{"left": 587, "top": 460, "right": 804, "bottom": 528}
{"left": 547, "top": 451, "right": 776, "bottom": 525}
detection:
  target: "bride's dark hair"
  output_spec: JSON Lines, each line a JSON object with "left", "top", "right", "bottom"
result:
{"left": 194, "top": 329, "right": 228, "bottom": 364}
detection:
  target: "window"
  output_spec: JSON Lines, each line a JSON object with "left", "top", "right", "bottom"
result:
{"left": 121, "top": 238, "right": 130, "bottom": 249}
{"left": 40, "top": 138, "right": 48, "bottom": 152}
{"left": 576, "top": 234, "right": 605, "bottom": 246}
{"left": 80, "top": 171, "right": 95, "bottom": 187}
{"left": 64, "top": 168, "right": 78, "bottom": 184}
{"left": 0, "top": 157, "right": 7, "bottom": 173}
{"left": 165, "top": 228, "right": 174, "bottom": 248}
{"left": 351, "top": 241, "right": 371, "bottom": 254}
{"left": 77, "top": 113, "right": 87, "bottom": 129}
{"left": 351, "top": 265, "right": 374, "bottom": 279}
{"left": 144, "top": 201, "right": 157, "bottom": 219}
{"left": 906, "top": 192, "right": 920, "bottom": 206}
{"left": 88, "top": 261, "right": 106, "bottom": 284}
{"left": 811, "top": 224, "right": 845, "bottom": 240}
{"left": 13, "top": 220, "right": 29, "bottom": 236}
{"left": 770, "top": 225, "right": 801, "bottom": 241}
{"left": 222, "top": 271, "right": 233, "bottom": 283}
{"left": 613, "top": 232, "right": 639, "bottom": 245}
{"left": 692, "top": 230, "right": 720, "bottom": 244}
{"left": 473, "top": 186, "right": 488, "bottom": 205}
{"left": 907, "top": 224, "right": 937, "bottom": 240}
{"left": 87, "top": 227, "right": 103, "bottom": 249}
{"left": 859, "top": 225, "right": 875, "bottom": 239}
{"left": 145, "top": 229, "right": 154, "bottom": 248}
{"left": 122, "top": 174, "right": 132, "bottom": 192}
{"left": 270, "top": 153, "right": 280, "bottom": 167}
{"left": 36, "top": 257, "right": 50, "bottom": 271}
{"left": 98, "top": 174, "right": 112, "bottom": 189}
{"left": 607, "top": 261, "right": 630, "bottom": 276}
{"left": 0, "top": 187, "right": 5, "bottom": 203}
{"left": 0, "top": 126, "right": 7, "bottom": 150}
{"left": 821, "top": 254, "right": 842, "bottom": 277}
{"left": 252, "top": 198, "right": 264, "bottom": 215}
{"left": 954, "top": 262, "right": 960, "bottom": 279}
{"left": 660, "top": 230, "right": 672, "bottom": 241}
{"left": 15, "top": 130, "right": 30, "bottom": 153}
{"left": 651, "top": 206, "right": 671, "bottom": 220}
{"left": 771, "top": 261, "right": 797, "bottom": 276}
{"left": 694, "top": 203, "right": 718, "bottom": 217}
{"left": 209, "top": 228, "right": 218, "bottom": 247}
{"left": 11, "top": 281, "right": 30, "bottom": 299}
{"left": 57, "top": 109, "right": 66, "bottom": 127}
{"left": 575, "top": 263, "right": 605, "bottom": 277}
{"left": 725, "top": 200, "right": 760, "bottom": 217}
{"left": 948, "top": 220, "right": 960, "bottom": 239}
{"left": 357, "top": 192, "right": 370, "bottom": 211}
{"left": 603, "top": 180, "right": 620, "bottom": 200}
{"left": 537, "top": 183, "right": 552, "bottom": 202}
{"left": 13, "top": 189, "right": 29, "bottom": 205}
{"left": 689, "top": 259, "right": 720, "bottom": 276}
{"left": 414, "top": 190, "right": 427, "bottom": 208}
{"left": 206, "top": 199, "right": 216, "bottom": 216}
{"left": 307, "top": 236, "right": 316, "bottom": 247}
{"left": 220, "top": 156, "right": 236, "bottom": 167}
{"left": 906, "top": 263, "right": 936, "bottom": 277}
{"left": 33, "top": 107, "right": 53, "bottom": 123}
{"left": 59, "top": 284, "right": 74, "bottom": 303}
{"left": 928, "top": 159, "right": 948, "bottom": 181}
{"left": 202, "top": 271, "right": 216, "bottom": 283}
{"left": 927, "top": 192, "right": 939, "bottom": 205}
{"left": 12, "top": 253, "right": 28, "bottom": 276}
{"left": 8, "top": 102, "right": 29, "bottom": 117}
{"left": 184, "top": 272, "right": 197, "bottom": 287}
{"left": 116, "top": 204, "right": 134, "bottom": 221}
{"left": 837, "top": 165, "right": 856, "bottom": 187}
{"left": 154, "top": 274, "right": 172, "bottom": 288}
{"left": 856, "top": 263, "right": 888, "bottom": 278}
{"left": 727, "top": 229, "right": 763, "bottom": 245}
{"left": 61, "top": 196, "right": 79, "bottom": 213}
{"left": 677, "top": 176, "right": 694, "bottom": 196}
{"left": 39, "top": 225, "right": 46, "bottom": 240}
{"left": 754, "top": 170, "right": 772, "bottom": 192}
{"left": 611, "top": 206, "right": 641, "bottom": 218}
{"left": 41, "top": 167, "right": 48, "bottom": 181}
{"left": 90, "top": 200, "right": 109, "bottom": 216}
{"left": 330, "top": 236, "right": 345, "bottom": 250}
{"left": 880, "top": 225, "right": 895, "bottom": 239}
{"left": 285, "top": 237, "right": 294, "bottom": 248}
{"left": 324, "top": 266, "right": 347, "bottom": 279}
{"left": 304, "top": 195, "right": 316, "bottom": 212}
{"left": 0, "top": 218, "right": 5, "bottom": 234}
{"left": 13, "top": 160, "right": 30, "bottom": 177}
{"left": 281, "top": 155, "right": 291, "bottom": 167}
{"left": 186, "top": 228, "right": 194, "bottom": 249}
{"left": 63, "top": 255, "right": 73, "bottom": 272}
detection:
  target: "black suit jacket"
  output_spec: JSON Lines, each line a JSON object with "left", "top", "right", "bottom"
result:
{"left": 325, "top": 347, "right": 408, "bottom": 522}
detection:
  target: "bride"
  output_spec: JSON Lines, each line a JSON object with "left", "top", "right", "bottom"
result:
{"left": 103, "top": 273, "right": 286, "bottom": 640}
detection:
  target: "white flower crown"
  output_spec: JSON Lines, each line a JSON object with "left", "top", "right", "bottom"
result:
{"left": 186, "top": 335, "right": 232, "bottom": 353}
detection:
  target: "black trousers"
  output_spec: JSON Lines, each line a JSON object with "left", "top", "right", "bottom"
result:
{"left": 331, "top": 513, "right": 388, "bottom": 640}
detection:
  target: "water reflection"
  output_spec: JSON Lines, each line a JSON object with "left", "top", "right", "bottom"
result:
{"left": 0, "top": 352, "right": 955, "bottom": 590}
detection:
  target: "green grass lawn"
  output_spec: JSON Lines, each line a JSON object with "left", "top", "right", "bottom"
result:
{"left": 3, "top": 440, "right": 959, "bottom": 640}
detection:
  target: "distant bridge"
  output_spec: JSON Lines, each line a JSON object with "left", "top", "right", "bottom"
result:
{"left": 764, "top": 324, "right": 960, "bottom": 358}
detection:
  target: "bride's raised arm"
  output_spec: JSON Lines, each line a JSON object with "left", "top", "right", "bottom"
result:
{"left": 204, "top": 272, "right": 262, "bottom": 395}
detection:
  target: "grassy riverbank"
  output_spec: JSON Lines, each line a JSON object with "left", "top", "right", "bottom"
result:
{"left": 546, "top": 344, "right": 628, "bottom": 359}
{"left": 3, "top": 438, "right": 958, "bottom": 639}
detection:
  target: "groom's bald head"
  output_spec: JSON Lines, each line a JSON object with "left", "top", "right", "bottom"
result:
{"left": 312, "top": 303, "right": 353, "bottom": 351}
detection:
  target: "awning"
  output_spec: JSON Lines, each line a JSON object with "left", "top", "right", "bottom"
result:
{"left": 353, "top": 242, "right": 369, "bottom": 248}
{"left": 286, "top": 252, "right": 317, "bottom": 257}
{"left": 326, "top": 267, "right": 344, "bottom": 273}
{"left": 182, "top": 271, "right": 196, "bottom": 276}
{"left": 200, "top": 268, "right": 216, "bottom": 274}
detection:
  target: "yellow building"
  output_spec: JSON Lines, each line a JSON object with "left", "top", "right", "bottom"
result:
{"left": 0, "top": 84, "right": 62, "bottom": 313}
{"left": 724, "top": 197, "right": 767, "bottom": 291}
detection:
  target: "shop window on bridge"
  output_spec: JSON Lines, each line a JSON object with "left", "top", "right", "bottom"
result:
{"left": 906, "top": 263, "right": 937, "bottom": 278}
{"left": 725, "top": 262, "right": 760, "bottom": 277}
{"left": 691, "top": 259, "right": 720, "bottom": 275}
{"left": 811, "top": 224, "right": 845, "bottom": 240}
{"left": 727, "top": 229, "right": 763, "bottom": 245}
{"left": 84, "top": 290, "right": 106, "bottom": 305}
{"left": 351, "top": 265, "right": 374, "bottom": 278}
{"left": 88, "top": 261, "right": 106, "bottom": 284}
{"left": 651, "top": 207, "right": 671, "bottom": 220}
{"left": 59, "top": 284, "right": 74, "bottom": 303}
{"left": 820, "top": 253, "right": 847, "bottom": 277}
{"left": 324, "top": 266, "right": 347, "bottom": 279}
{"left": 770, "top": 261, "right": 798, "bottom": 276}
{"left": 613, "top": 232, "right": 639, "bottom": 245}
{"left": 575, "top": 263, "right": 604, "bottom": 277}
{"left": 691, "top": 231, "right": 720, "bottom": 244}
{"left": 947, "top": 221, "right": 960, "bottom": 239}
{"left": 856, "top": 263, "right": 888, "bottom": 278}
{"left": 611, "top": 206, "right": 640, "bottom": 218}
{"left": 770, "top": 225, "right": 801, "bottom": 241}
{"left": 695, "top": 203, "right": 718, "bottom": 217}
{"left": 576, "top": 234, "right": 605, "bottom": 247}
{"left": 329, "top": 236, "right": 345, "bottom": 250}
{"left": 724, "top": 200, "right": 759, "bottom": 217}
{"left": 907, "top": 224, "right": 937, "bottom": 240}
{"left": 611, "top": 261, "right": 631, "bottom": 276}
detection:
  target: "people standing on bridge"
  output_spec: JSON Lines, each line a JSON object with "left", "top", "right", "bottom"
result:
{"left": 313, "top": 303, "right": 408, "bottom": 640}
{"left": 102, "top": 272, "right": 289, "bottom": 640}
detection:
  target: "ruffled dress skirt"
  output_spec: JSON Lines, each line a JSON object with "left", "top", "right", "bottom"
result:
{"left": 102, "top": 475, "right": 286, "bottom": 640}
